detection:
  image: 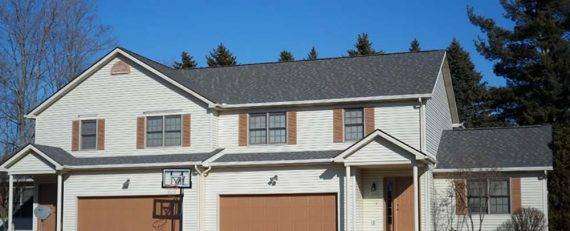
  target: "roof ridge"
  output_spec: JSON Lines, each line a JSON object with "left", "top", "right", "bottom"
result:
{"left": 186, "top": 49, "right": 446, "bottom": 71}
{"left": 449, "top": 124, "right": 551, "bottom": 132}
{"left": 118, "top": 46, "right": 445, "bottom": 72}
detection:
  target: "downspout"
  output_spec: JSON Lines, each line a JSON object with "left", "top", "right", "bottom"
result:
{"left": 194, "top": 164, "right": 212, "bottom": 231}
{"left": 418, "top": 97, "right": 428, "bottom": 231}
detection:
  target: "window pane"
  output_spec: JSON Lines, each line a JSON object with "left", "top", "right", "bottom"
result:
{"left": 164, "top": 116, "right": 181, "bottom": 131}
{"left": 147, "top": 132, "right": 163, "bottom": 147}
{"left": 81, "top": 135, "right": 96, "bottom": 149}
{"left": 468, "top": 197, "right": 488, "bottom": 213}
{"left": 490, "top": 197, "right": 510, "bottom": 214}
{"left": 489, "top": 179, "right": 510, "bottom": 214}
{"left": 490, "top": 180, "right": 509, "bottom": 196}
{"left": 81, "top": 120, "right": 97, "bottom": 149}
{"left": 147, "top": 116, "right": 163, "bottom": 132}
{"left": 468, "top": 180, "right": 488, "bottom": 213}
{"left": 164, "top": 131, "right": 181, "bottom": 146}
{"left": 81, "top": 120, "right": 97, "bottom": 135}
{"left": 249, "top": 114, "right": 266, "bottom": 129}
{"left": 249, "top": 129, "right": 267, "bottom": 144}
{"left": 344, "top": 109, "right": 364, "bottom": 141}
{"left": 269, "top": 128, "right": 286, "bottom": 143}
{"left": 268, "top": 113, "right": 286, "bottom": 128}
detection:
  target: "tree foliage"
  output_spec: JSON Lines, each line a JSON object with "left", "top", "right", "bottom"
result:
{"left": 0, "top": 0, "right": 115, "bottom": 155}
{"left": 173, "top": 51, "right": 197, "bottom": 69}
{"left": 206, "top": 43, "right": 237, "bottom": 67}
{"left": 468, "top": 1, "right": 570, "bottom": 229}
{"left": 347, "top": 33, "right": 380, "bottom": 56}
{"left": 306, "top": 47, "right": 318, "bottom": 60}
{"left": 278, "top": 50, "right": 294, "bottom": 62}
{"left": 409, "top": 38, "right": 421, "bottom": 52}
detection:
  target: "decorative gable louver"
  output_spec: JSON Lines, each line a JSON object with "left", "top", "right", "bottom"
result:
{"left": 111, "top": 60, "right": 130, "bottom": 75}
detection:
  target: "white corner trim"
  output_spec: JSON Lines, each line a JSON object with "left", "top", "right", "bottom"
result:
{"left": 26, "top": 48, "right": 216, "bottom": 118}
{"left": 212, "top": 94, "right": 432, "bottom": 110}
{"left": 432, "top": 166, "right": 553, "bottom": 173}
{"left": 0, "top": 144, "right": 63, "bottom": 171}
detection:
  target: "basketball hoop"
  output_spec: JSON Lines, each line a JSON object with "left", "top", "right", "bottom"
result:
{"left": 162, "top": 169, "right": 191, "bottom": 188}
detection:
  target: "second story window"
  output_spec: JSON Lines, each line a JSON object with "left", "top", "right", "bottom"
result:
{"left": 81, "top": 120, "right": 97, "bottom": 150}
{"left": 249, "top": 112, "right": 286, "bottom": 145}
{"left": 146, "top": 115, "right": 182, "bottom": 147}
{"left": 344, "top": 108, "right": 364, "bottom": 141}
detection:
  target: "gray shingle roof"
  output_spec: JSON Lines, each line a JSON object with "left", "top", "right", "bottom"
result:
{"left": 436, "top": 125, "right": 553, "bottom": 169}
{"left": 121, "top": 47, "right": 445, "bottom": 104}
{"left": 1, "top": 144, "right": 223, "bottom": 167}
{"left": 213, "top": 150, "right": 341, "bottom": 163}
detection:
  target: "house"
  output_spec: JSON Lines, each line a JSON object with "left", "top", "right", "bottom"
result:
{"left": 0, "top": 47, "right": 552, "bottom": 231}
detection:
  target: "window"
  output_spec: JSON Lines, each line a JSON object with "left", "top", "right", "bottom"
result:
{"left": 80, "top": 120, "right": 97, "bottom": 150}
{"left": 467, "top": 179, "right": 510, "bottom": 214}
{"left": 248, "top": 112, "right": 286, "bottom": 144}
{"left": 344, "top": 108, "right": 364, "bottom": 141}
{"left": 146, "top": 115, "right": 182, "bottom": 147}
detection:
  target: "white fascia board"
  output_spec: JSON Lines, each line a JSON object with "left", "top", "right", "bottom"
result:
{"left": 0, "top": 144, "right": 63, "bottom": 171}
{"left": 26, "top": 48, "right": 216, "bottom": 118}
{"left": 208, "top": 159, "right": 332, "bottom": 167}
{"left": 432, "top": 166, "right": 554, "bottom": 173}
{"left": 64, "top": 161, "right": 200, "bottom": 170}
{"left": 212, "top": 94, "right": 432, "bottom": 110}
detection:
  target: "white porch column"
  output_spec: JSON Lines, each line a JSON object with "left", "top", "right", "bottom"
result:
{"left": 56, "top": 173, "right": 63, "bottom": 231}
{"left": 8, "top": 174, "right": 13, "bottom": 231}
{"left": 345, "top": 165, "right": 351, "bottom": 231}
{"left": 413, "top": 163, "right": 419, "bottom": 231}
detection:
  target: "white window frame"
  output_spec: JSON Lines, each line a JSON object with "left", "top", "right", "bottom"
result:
{"left": 248, "top": 112, "right": 287, "bottom": 145}
{"left": 80, "top": 119, "right": 98, "bottom": 150}
{"left": 146, "top": 115, "right": 182, "bottom": 148}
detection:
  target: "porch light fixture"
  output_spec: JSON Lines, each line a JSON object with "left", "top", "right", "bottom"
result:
{"left": 371, "top": 182, "right": 377, "bottom": 192}
{"left": 268, "top": 175, "right": 278, "bottom": 186}
{"left": 122, "top": 178, "right": 130, "bottom": 189}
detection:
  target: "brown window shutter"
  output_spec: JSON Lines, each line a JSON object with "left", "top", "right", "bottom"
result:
{"left": 136, "top": 117, "right": 145, "bottom": 149}
{"left": 364, "top": 107, "right": 375, "bottom": 135}
{"left": 454, "top": 179, "right": 467, "bottom": 215}
{"left": 71, "top": 120, "right": 80, "bottom": 151}
{"left": 333, "top": 109, "right": 344, "bottom": 143}
{"left": 182, "top": 114, "right": 191, "bottom": 147}
{"left": 511, "top": 177, "right": 522, "bottom": 213}
{"left": 238, "top": 114, "right": 248, "bottom": 146}
{"left": 287, "top": 111, "right": 297, "bottom": 145}
{"left": 97, "top": 119, "right": 105, "bottom": 150}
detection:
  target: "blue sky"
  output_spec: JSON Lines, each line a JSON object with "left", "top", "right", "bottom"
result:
{"left": 96, "top": 0, "right": 512, "bottom": 86}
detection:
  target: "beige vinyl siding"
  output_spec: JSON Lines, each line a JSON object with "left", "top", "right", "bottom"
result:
{"left": 432, "top": 172, "right": 548, "bottom": 231}
{"left": 62, "top": 169, "right": 198, "bottom": 231}
{"left": 344, "top": 138, "right": 413, "bottom": 164}
{"left": 7, "top": 153, "right": 55, "bottom": 174}
{"left": 34, "top": 58, "right": 215, "bottom": 156}
{"left": 202, "top": 165, "right": 348, "bottom": 231}
{"left": 425, "top": 71, "right": 452, "bottom": 156}
{"left": 217, "top": 102, "right": 420, "bottom": 153}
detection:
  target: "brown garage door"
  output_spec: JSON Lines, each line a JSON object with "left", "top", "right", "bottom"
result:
{"left": 220, "top": 194, "right": 337, "bottom": 231}
{"left": 78, "top": 195, "right": 180, "bottom": 231}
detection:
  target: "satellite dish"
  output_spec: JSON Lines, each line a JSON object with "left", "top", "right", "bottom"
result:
{"left": 34, "top": 205, "right": 52, "bottom": 220}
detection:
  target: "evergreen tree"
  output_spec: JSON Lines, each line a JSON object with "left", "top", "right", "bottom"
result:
{"left": 278, "top": 50, "right": 295, "bottom": 62}
{"left": 347, "top": 33, "right": 380, "bottom": 56}
{"left": 469, "top": 1, "right": 570, "bottom": 229}
{"left": 409, "top": 38, "right": 421, "bottom": 52}
{"left": 446, "top": 39, "right": 495, "bottom": 127}
{"left": 206, "top": 43, "right": 237, "bottom": 67}
{"left": 173, "top": 51, "right": 197, "bottom": 69}
{"left": 306, "top": 47, "right": 318, "bottom": 60}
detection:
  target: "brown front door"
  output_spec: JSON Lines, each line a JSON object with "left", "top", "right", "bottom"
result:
{"left": 385, "top": 177, "right": 414, "bottom": 231}
{"left": 78, "top": 195, "right": 180, "bottom": 231}
{"left": 37, "top": 184, "right": 57, "bottom": 231}
{"left": 220, "top": 194, "right": 337, "bottom": 231}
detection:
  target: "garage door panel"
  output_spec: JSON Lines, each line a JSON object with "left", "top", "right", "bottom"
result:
{"left": 220, "top": 194, "right": 337, "bottom": 231}
{"left": 78, "top": 196, "right": 180, "bottom": 231}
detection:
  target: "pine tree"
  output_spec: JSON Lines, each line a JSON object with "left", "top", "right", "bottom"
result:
{"left": 469, "top": 1, "right": 570, "bottom": 229}
{"left": 173, "top": 51, "right": 197, "bottom": 69}
{"left": 278, "top": 50, "right": 294, "bottom": 62}
{"left": 306, "top": 47, "right": 318, "bottom": 60}
{"left": 347, "top": 33, "right": 380, "bottom": 56}
{"left": 206, "top": 43, "right": 237, "bottom": 67}
{"left": 409, "top": 39, "right": 421, "bottom": 52}
{"left": 446, "top": 39, "right": 497, "bottom": 127}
